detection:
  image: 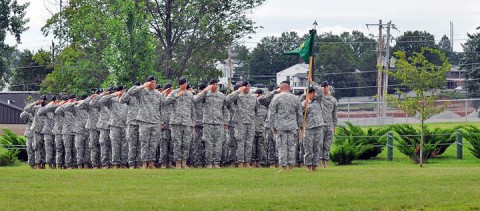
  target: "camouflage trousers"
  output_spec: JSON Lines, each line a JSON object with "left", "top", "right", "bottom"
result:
{"left": 89, "top": 130, "right": 101, "bottom": 167}
{"left": 26, "top": 136, "right": 35, "bottom": 166}
{"left": 159, "top": 128, "right": 173, "bottom": 164}
{"left": 222, "top": 125, "right": 236, "bottom": 165}
{"left": 303, "top": 127, "right": 323, "bottom": 167}
{"left": 139, "top": 123, "right": 160, "bottom": 162}
{"left": 321, "top": 125, "right": 334, "bottom": 160}
{"left": 55, "top": 134, "right": 64, "bottom": 167}
{"left": 296, "top": 131, "right": 304, "bottom": 164}
{"left": 126, "top": 124, "right": 140, "bottom": 166}
{"left": 252, "top": 131, "right": 266, "bottom": 164}
{"left": 171, "top": 125, "right": 192, "bottom": 161}
{"left": 44, "top": 134, "right": 56, "bottom": 165}
{"left": 99, "top": 128, "right": 111, "bottom": 166}
{"left": 234, "top": 123, "right": 255, "bottom": 163}
{"left": 277, "top": 130, "right": 297, "bottom": 167}
{"left": 265, "top": 127, "right": 277, "bottom": 165}
{"left": 75, "top": 133, "right": 90, "bottom": 165}
{"left": 190, "top": 126, "right": 204, "bottom": 167}
{"left": 63, "top": 134, "right": 77, "bottom": 168}
{"left": 203, "top": 124, "right": 225, "bottom": 166}
{"left": 34, "top": 132, "right": 45, "bottom": 165}
{"left": 110, "top": 126, "right": 128, "bottom": 165}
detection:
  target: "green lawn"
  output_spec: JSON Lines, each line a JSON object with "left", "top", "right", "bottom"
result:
{"left": 1, "top": 121, "right": 480, "bottom": 210}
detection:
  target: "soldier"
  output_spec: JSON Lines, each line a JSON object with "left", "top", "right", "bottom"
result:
{"left": 60, "top": 95, "right": 78, "bottom": 169}
{"left": 222, "top": 84, "right": 240, "bottom": 167}
{"left": 165, "top": 77, "right": 195, "bottom": 169}
{"left": 31, "top": 95, "right": 48, "bottom": 169}
{"left": 90, "top": 87, "right": 114, "bottom": 169}
{"left": 252, "top": 89, "right": 268, "bottom": 168}
{"left": 159, "top": 83, "right": 173, "bottom": 168}
{"left": 301, "top": 81, "right": 324, "bottom": 171}
{"left": 74, "top": 95, "right": 90, "bottom": 169}
{"left": 129, "top": 76, "right": 165, "bottom": 169}
{"left": 40, "top": 96, "right": 59, "bottom": 169}
{"left": 53, "top": 95, "right": 68, "bottom": 169}
{"left": 195, "top": 79, "right": 227, "bottom": 168}
{"left": 120, "top": 82, "right": 141, "bottom": 169}
{"left": 191, "top": 82, "right": 207, "bottom": 167}
{"left": 155, "top": 84, "right": 163, "bottom": 92}
{"left": 295, "top": 90, "right": 306, "bottom": 167}
{"left": 258, "top": 87, "right": 280, "bottom": 168}
{"left": 102, "top": 85, "right": 128, "bottom": 168}
{"left": 86, "top": 89, "right": 102, "bottom": 169}
{"left": 21, "top": 101, "right": 36, "bottom": 169}
{"left": 320, "top": 81, "right": 338, "bottom": 168}
{"left": 226, "top": 81, "right": 258, "bottom": 168}
{"left": 269, "top": 81, "right": 303, "bottom": 171}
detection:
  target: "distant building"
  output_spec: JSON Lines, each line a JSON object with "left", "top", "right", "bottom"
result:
{"left": 446, "top": 66, "right": 466, "bottom": 90}
{"left": 276, "top": 63, "right": 308, "bottom": 93}
{"left": 0, "top": 91, "right": 39, "bottom": 124}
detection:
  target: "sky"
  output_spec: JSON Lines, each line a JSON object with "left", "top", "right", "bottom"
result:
{"left": 5, "top": 0, "right": 480, "bottom": 52}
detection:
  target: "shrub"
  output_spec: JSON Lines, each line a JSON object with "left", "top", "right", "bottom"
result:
{"left": 389, "top": 124, "right": 456, "bottom": 163}
{"left": 0, "top": 129, "right": 27, "bottom": 161}
{"left": 459, "top": 125, "right": 480, "bottom": 159}
{"left": 0, "top": 147, "right": 18, "bottom": 166}
{"left": 330, "top": 122, "right": 376, "bottom": 165}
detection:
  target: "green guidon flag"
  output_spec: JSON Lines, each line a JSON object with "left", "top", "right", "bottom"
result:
{"left": 284, "top": 32, "right": 315, "bottom": 64}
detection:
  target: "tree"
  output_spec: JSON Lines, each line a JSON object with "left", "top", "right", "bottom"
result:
{"left": 146, "top": 0, "right": 265, "bottom": 79}
{"left": 9, "top": 49, "right": 53, "bottom": 91}
{"left": 393, "top": 31, "right": 437, "bottom": 57}
{"left": 388, "top": 48, "right": 451, "bottom": 166}
{"left": 0, "top": 0, "right": 29, "bottom": 89}
{"left": 460, "top": 27, "right": 480, "bottom": 111}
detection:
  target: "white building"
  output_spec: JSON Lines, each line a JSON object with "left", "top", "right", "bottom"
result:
{"left": 276, "top": 63, "right": 309, "bottom": 93}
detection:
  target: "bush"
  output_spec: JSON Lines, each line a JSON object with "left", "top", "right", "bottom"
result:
{"left": 0, "top": 147, "right": 18, "bottom": 166}
{"left": 459, "top": 125, "right": 480, "bottom": 159}
{"left": 330, "top": 122, "right": 377, "bottom": 165}
{"left": 0, "top": 129, "right": 27, "bottom": 162}
{"left": 390, "top": 124, "right": 457, "bottom": 163}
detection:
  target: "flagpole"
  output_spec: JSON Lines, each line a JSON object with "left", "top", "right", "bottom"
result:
{"left": 301, "top": 28, "right": 316, "bottom": 138}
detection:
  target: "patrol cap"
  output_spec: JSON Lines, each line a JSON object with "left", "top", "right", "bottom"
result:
{"left": 39, "top": 95, "right": 47, "bottom": 101}
{"left": 198, "top": 82, "right": 207, "bottom": 90}
{"left": 209, "top": 79, "right": 219, "bottom": 85}
{"left": 61, "top": 95, "right": 69, "bottom": 101}
{"left": 80, "top": 94, "right": 88, "bottom": 100}
{"left": 163, "top": 83, "right": 172, "bottom": 89}
{"left": 145, "top": 75, "right": 156, "bottom": 82}
{"left": 254, "top": 89, "right": 264, "bottom": 95}
{"left": 178, "top": 77, "right": 187, "bottom": 85}
{"left": 241, "top": 81, "right": 249, "bottom": 87}
{"left": 95, "top": 88, "right": 103, "bottom": 94}
{"left": 321, "top": 81, "right": 329, "bottom": 87}
{"left": 106, "top": 86, "right": 115, "bottom": 92}
{"left": 50, "top": 95, "right": 58, "bottom": 101}
{"left": 115, "top": 85, "right": 125, "bottom": 91}
{"left": 307, "top": 85, "right": 315, "bottom": 93}
{"left": 134, "top": 81, "right": 141, "bottom": 86}
{"left": 155, "top": 84, "right": 163, "bottom": 90}
{"left": 69, "top": 94, "right": 76, "bottom": 100}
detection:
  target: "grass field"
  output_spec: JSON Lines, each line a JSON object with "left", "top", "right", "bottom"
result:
{"left": 1, "top": 122, "right": 480, "bottom": 210}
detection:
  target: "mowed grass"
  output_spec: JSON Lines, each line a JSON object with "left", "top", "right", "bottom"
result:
{"left": 1, "top": 121, "right": 480, "bottom": 210}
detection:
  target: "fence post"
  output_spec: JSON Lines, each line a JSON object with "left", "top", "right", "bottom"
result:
{"left": 456, "top": 129, "right": 463, "bottom": 160}
{"left": 387, "top": 131, "right": 393, "bottom": 161}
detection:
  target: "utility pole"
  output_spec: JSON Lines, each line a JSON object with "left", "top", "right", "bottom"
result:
{"left": 382, "top": 21, "right": 393, "bottom": 124}
{"left": 228, "top": 45, "right": 233, "bottom": 90}
{"left": 367, "top": 20, "right": 383, "bottom": 122}
{"left": 450, "top": 21, "right": 454, "bottom": 52}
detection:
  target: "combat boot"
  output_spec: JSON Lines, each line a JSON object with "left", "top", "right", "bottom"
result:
{"left": 214, "top": 164, "right": 221, "bottom": 168}
{"left": 278, "top": 166, "right": 288, "bottom": 172}
{"left": 141, "top": 162, "right": 148, "bottom": 169}
{"left": 161, "top": 163, "right": 167, "bottom": 169}
{"left": 148, "top": 161, "right": 156, "bottom": 169}
{"left": 48, "top": 164, "right": 54, "bottom": 169}
{"left": 312, "top": 166, "right": 317, "bottom": 171}
{"left": 78, "top": 164, "right": 84, "bottom": 169}
{"left": 245, "top": 162, "right": 252, "bottom": 168}
{"left": 288, "top": 165, "right": 294, "bottom": 171}
{"left": 181, "top": 160, "right": 190, "bottom": 169}
{"left": 305, "top": 166, "right": 312, "bottom": 171}
{"left": 129, "top": 165, "right": 135, "bottom": 169}
{"left": 237, "top": 162, "right": 244, "bottom": 168}
{"left": 175, "top": 160, "right": 182, "bottom": 169}
{"left": 206, "top": 164, "right": 213, "bottom": 169}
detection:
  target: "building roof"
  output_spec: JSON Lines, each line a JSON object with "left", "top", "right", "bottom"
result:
{"left": 276, "top": 63, "right": 308, "bottom": 75}
{"left": 0, "top": 91, "right": 40, "bottom": 110}
{"left": 292, "top": 72, "right": 307, "bottom": 78}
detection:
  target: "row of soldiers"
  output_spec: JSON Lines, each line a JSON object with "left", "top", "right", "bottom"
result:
{"left": 21, "top": 75, "right": 337, "bottom": 171}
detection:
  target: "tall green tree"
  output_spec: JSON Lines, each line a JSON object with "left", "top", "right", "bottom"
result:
{"left": 0, "top": 0, "right": 29, "bottom": 89}
{"left": 388, "top": 48, "right": 451, "bottom": 166}
{"left": 460, "top": 27, "right": 480, "bottom": 110}
{"left": 146, "top": 0, "right": 265, "bottom": 79}
{"left": 9, "top": 49, "right": 53, "bottom": 91}
{"left": 393, "top": 31, "right": 438, "bottom": 57}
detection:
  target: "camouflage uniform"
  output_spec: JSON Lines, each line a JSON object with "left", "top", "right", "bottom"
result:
{"left": 195, "top": 90, "right": 227, "bottom": 166}
{"left": 21, "top": 103, "right": 36, "bottom": 166}
{"left": 165, "top": 89, "right": 195, "bottom": 162}
{"left": 74, "top": 100, "right": 90, "bottom": 166}
{"left": 191, "top": 93, "right": 205, "bottom": 167}
{"left": 103, "top": 94, "right": 128, "bottom": 166}
{"left": 93, "top": 94, "right": 114, "bottom": 167}
{"left": 86, "top": 96, "right": 101, "bottom": 167}
{"left": 54, "top": 104, "right": 65, "bottom": 167}
{"left": 120, "top": 87, "right": 141, "bottom": 167}
{"left": 302, "top": 83, "right": 325, "bottom": 167}
{"left": 253, "top": 101, "right": 268, "bottom": 165}
{"left": 226, "top": 91, "right": 257, "bottom": 164}
{"left": 31, "top": 105, "right": 47, "bottom": 165}
{"left": 269, "top": 92, "right": 303, "bottom": 167}
{"left": 222, "top": 101, "right": 237, "bottom": 165}
{"left": 258, "top": 91, "right": 278, "bottom": 165}
{"left": 129, "top": 86, "right": 164, "bottom": 162}
{"left": 40, "top": 104, "right": 57, "bottom": 166}
{"left": 61, "top": 102, "right": 77, "bottom": 168}
{"left": 160, "top": 99, "right": 173, "bottom": 166}
{"left": 321, "top": 95, "right": 338, "bottom": 161}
